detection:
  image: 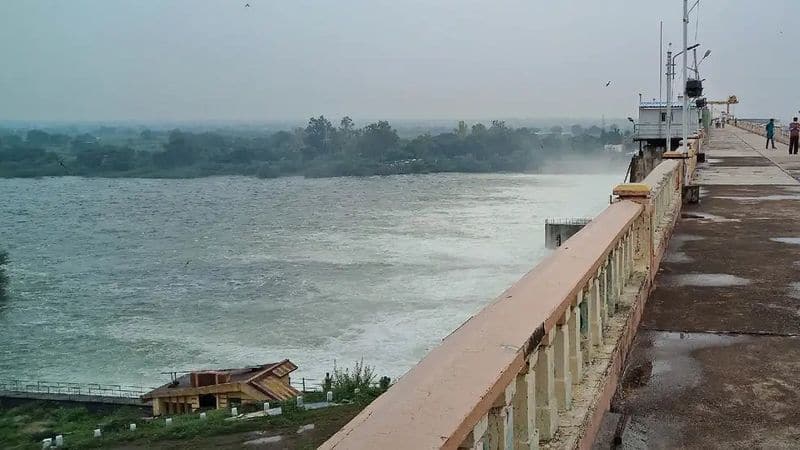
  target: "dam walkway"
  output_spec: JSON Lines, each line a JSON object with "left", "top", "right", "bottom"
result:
{"left": 321, "top": 124, "right": 800, "bottom": 450}
{"left": 610, "top": 126, "right": 800, "bottom": 448}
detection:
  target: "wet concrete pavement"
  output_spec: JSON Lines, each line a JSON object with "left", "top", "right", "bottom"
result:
{"left": 607, "top": 127, "right": 800, "bottom": 449}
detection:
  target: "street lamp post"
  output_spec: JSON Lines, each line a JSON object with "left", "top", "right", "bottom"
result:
{"left": 668, "top": 43, "right": 700, "bottom": 153}
{"left": 682, "top": 0, "right": 689, "bottom": 153}
{"left": 666, "top": 47, "right": 673, "bottom": 152}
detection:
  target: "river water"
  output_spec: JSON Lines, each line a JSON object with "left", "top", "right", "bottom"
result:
{"left": 0, "top": 172, "right": 621, "bottom": 389}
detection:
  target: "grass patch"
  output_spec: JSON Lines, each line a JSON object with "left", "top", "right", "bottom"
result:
{"left": 0, "top": 399, "right": 364, "bottom": 449}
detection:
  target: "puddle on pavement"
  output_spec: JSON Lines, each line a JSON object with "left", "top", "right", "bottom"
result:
{"left": 681, "top": 212, "right": 740, "bottom": 223}
{"left": 663, "top": 251, "right": 692, "bottom": 263}
{"left": 672, "top": 234, "right": 704, "bottom": 243}
{"left": 790, "top": 282, "right": 800, "bottom": 300}
{"left": 714, "top": 195, "right": 800, "bottom": 202}
{"left": 626, "top": 331, "right": 750, "bottom": 399}
{"left": 661, "top": 273, "right": 750, "bottom": 287}
{"left": 770, "top": 237, "right": 800, "bottom": 245}
{"left": 663, "top": 234, "right": 705, "bottom": 264}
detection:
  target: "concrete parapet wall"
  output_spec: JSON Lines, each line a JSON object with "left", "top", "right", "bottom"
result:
{"left": 321, "top": 157, "right": 687, "bottom": 450}
{"left": 737, "top": 120, "right": 790, "bottom": 145}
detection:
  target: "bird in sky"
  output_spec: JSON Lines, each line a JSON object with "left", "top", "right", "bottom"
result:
{"left": 605, "top": 81, "right": 612, "bottom": 87}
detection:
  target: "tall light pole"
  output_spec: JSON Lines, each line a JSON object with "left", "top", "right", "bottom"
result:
{"left": 669, "top": 43, "right": 699, "bottom": 153}
{"left": 666, "top": 46, "right": 673, "bottom": 152}
{"left": 682, "top": 0, "right": 689, "bottom": 153}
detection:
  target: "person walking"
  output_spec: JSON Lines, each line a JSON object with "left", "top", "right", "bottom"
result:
{"left": 766, "top": 119, "right": 777, "bottom": 149}
{"left": 791, "top": 117, "right": 800, "bottom": 155}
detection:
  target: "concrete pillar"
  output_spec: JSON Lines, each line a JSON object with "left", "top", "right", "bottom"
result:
{"left": 553, "top": 313, "right": 572, "bottom": 410}
{"left": 590, "top": 278, "right": 603, "bottom": 349}
{"left": 626, "top": 236, "right": 631, "bottom": 279}
{"left": 535, "top": 335, "right": 558, "bottom": 441}
{"left": 487, "top": 382, "right": 515, "bottom": 450}
{"left": 580, "top": 286, "right": 591, "bottom": 362}
{"left": 631, "top": 207, "right": 652, "bottom": 273}
{"left": 620, "top": 239, "right": 627, "bottom": 283}
{"left": 604, "top": 259, "right": 615, "bottom": 315}
{"left": 513, "top": 356, "right": 539, "bottom": 450}
{"left": 597, "top": 267, "right": 608, "bottom": 325}
{"left": 460, "top": 414, "right": 489, "bottom": 450}
{"left": 613, "top": 183, "right": 656, "bottom": 275}
{"left": 607, "top": 254, "right": 616, "bottom": 313}
{"left": 624, "top": 233, "right": 631, "bottom": 279}
{"left": 628, "top": 232, "right": 634, "bottom": 276}
{"left": 568, "top": 305, "right": 583, "bottom": 384}
{"left": 615, "top": 245, "right": 623, "bottom": 299}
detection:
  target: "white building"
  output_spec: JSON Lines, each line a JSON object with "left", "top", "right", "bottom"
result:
{"left": 633, "top": 100, "right": 701, "bottom": 147}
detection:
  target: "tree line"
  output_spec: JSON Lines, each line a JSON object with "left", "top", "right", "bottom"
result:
{"left": 0, "top": 117, "right": 627, "bottom": 179}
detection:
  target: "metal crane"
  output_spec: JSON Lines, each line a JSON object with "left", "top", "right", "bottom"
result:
{"left": 706, "top": 95, "right": 739, "bottom": 115}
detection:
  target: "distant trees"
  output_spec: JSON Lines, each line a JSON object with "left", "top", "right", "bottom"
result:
{"left": 0, "top": 117, "right": 627, "bottom": 179}
{"left": 303, "top": 115, "right": 336, "bottom": 159}
{"left": 359, "top": 121, "right": 399, "bottom": 160}
{"left": 26, "top": 130, "right": 70, "bottom": 146}
{"left": 75, "top": 145, "right": 137, "bottom": 171}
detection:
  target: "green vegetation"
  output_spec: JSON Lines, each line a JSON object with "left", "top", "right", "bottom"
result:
{"left": 0, "top": 118, "right": 629, "bottom": 179}
{"left": 330, "top": 360, "right": 383, "bottom": 402}
{"left": 0, "top": 362, "right": 391, "bottom": 449}
{"left": 0, "top": 400, "right": 361, "bottom": 449}
{"left": 0, "top": 250, "right": 8, "bottom": 301}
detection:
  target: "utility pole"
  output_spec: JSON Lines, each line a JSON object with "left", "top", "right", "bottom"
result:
{"left": 659, "top": 21, "right": 663, "bottom": 103}
{"left": 682, "top": 0, "right": 689, "bottom": 153}
{"left": 666, "top": 46, "right": 673, "bottom": 152}
{"left": 659, "top": 21, "right": 664, "bottom": 143}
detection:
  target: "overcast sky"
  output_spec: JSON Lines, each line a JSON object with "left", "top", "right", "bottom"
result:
{"left": 0, "top": 1, "right": 796, "bottom": 122}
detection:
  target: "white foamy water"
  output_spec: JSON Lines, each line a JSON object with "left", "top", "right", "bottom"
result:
{"left": 0, "top": 172, "right": 622, "bottom": 388}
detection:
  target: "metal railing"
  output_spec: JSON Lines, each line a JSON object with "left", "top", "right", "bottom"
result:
{"left": 0, "top": 379, "right": 153, "bottom": 399}
{"left": 322, "top": 155, "right": 689, "bottom": 449}
{"left": 633, "top": 123, "right": 683, "bottom": 139}
{"left": 737, "top": 121, "right": 791, "bottom": 145}
{"left": 544, "top": 217, "right": 593, "bottom": 226}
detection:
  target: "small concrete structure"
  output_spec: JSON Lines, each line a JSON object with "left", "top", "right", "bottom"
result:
{"left": 141, "top": 360, "right": 300, "bottom": 416}
{"left": 544, "top": 218, "right": 592, "bottom": 249}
